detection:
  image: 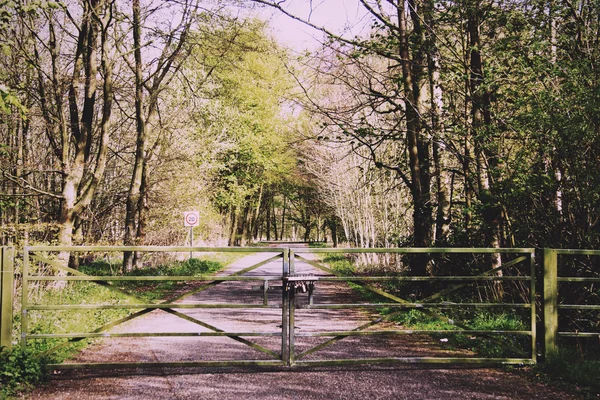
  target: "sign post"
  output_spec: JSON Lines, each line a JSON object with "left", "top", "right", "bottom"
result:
{"left": 183, "top": 211, "right": 200, "bottom": 259}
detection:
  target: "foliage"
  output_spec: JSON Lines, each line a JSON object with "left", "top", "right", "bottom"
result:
{"left": 540, "top": 349, "right": 600, "bottom": 395}
{"left": 0, "top": 347, "right": 50, "bottom": 397}
{"left": 323, "top": 254, "right": 355, "bottom": 276}
{"left": 446, "top": 313, "right": 528, "bottom": 358}
{"left": 0, "top": 2, "right": 318, "bottom": 249}
{"left": 386, "top": 309, "right": 454, "bottom": 330}
{"left": 385, "top": 308, "right": 528, "bottom": 358}
{"left": 181, "top": 18, "right": 324, "bottom": 245}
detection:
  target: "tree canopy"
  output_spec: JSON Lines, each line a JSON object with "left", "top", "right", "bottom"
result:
{"left": 1, "top": 0, "right": 599, "bottom": 256}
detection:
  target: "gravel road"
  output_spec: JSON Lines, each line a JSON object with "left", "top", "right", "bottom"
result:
{"left": 26, "top": 249, "right": 582, "bottom": 399}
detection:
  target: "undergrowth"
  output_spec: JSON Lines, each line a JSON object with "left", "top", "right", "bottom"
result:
{"left": 0, "top": 347, "right": 50, "bottom": 398}
{"left": 308, "top": 242, "right": 329, "bottom": 248}
{"left": 537, "top": 349, "right": 600, "bottom": 396}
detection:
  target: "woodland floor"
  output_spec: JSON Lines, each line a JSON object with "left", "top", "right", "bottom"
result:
{"left": 25, "top": 246, "right": 584, "bottom": 399}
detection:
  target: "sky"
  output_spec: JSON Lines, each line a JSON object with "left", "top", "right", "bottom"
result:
{"left": 250, "top": 0, "right": 372, "bottom": 51}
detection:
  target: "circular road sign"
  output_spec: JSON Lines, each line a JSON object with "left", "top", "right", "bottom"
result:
{"left": 184, "top": 211, "right": 200, "bottom": 227}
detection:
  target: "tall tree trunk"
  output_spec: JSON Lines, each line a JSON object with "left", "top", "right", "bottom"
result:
{"left": 46, "top": 1, "right": 113, "bottom": 274}
{"left": 252, "top": 184, "right": 264, "bottom": 240}
{"left": 272, "top": 201, "right": 278, "bottom": 241}
{"left": 240, "top": 205, "right": 251, "bottom": 246}
{"left": 266, "top": 197, "right": 271, "bottom": 241}
{"left": 228, "top": 206, "right": 239, "bottom": 246}
{"left": 433, "top": 140, "right": 451, "bottom": 246}
{"left": 123, "top": 0, "right": 145, "bottom": 272}
{"left": 331, "top": 220, "right": 338, "bottom": 248}
{"left": 396, "top": 0, "right": 433, "bottom": 276}
{"left": 279, "top": 197, "right": 286, "bottom": 241}
{"left": 123, "top": 0, "right": 194, "bottom": 269}
{"left": 425, "top": 0, "right": 451, "bottom": 248}
{"left": 467, "top": 0, "right": 503, "bottom": 298}
{"left": 132, "top": 165, "right": 149, "bottom": 267}
{"left": 303, "top": 215, "right": 311, "bottom": 241}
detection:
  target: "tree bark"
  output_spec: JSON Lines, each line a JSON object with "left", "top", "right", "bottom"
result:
{"left": 467, "top": 0, "right": 503, "bottom": 298}
{"left": 396, "top": 0, "right": 433, "bottom": 276}
{"left": 123, "top": 0, "right": 195, "bottom": 269}
{"left": 123, "top": 0, "right": 145, "bottom": 271}
{"left": 279, "top": 196, "right": 286, "bottom": 241}
{"left": 424, "top": 0, "right": 451, "bottom": 247}
{"left": 44, "top": 1, "right": 113, "bottom": 273}
{"left": 266, "top": 197, "right": 271, "bottom": 241}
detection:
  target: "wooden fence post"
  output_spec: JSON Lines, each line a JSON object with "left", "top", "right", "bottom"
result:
{"left": 1, "top": 246, "right": 15, "bottom": 350}
{"left": 543, "top": 248, "right": 558, "bottom": 360}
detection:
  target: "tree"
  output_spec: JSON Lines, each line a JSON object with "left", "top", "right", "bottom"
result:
{"left": 184, "top": 18, "right": 298, "bottom": 246}
{"left": 0, "top": 1, "right": 116, "bottom": 266}
{"left": 253, "top": 0, "right": 441, "bottom": 274}
{"left": 122, "top": 0, "right": 198, "bottom": 271}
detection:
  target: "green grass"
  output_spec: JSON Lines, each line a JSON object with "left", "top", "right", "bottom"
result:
{"left": 323, "top": 254, "right": 355, "bottom": 275}
{"left": 86, "top": 257, "right": 223, "bottom": 302}
{"left": 385, "top": 309, "right": 454, "bottom": 329}
{"left": 445, "top": 312, "right": 528, "bottom": 357}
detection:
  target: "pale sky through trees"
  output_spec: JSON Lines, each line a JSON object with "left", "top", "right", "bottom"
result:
{"left": 254, "top": 0, "right": 371, "bottom": 50}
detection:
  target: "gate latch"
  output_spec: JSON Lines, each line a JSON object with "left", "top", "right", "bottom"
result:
{"left": 284, "top": 274, "right": 318, "bottom": 294}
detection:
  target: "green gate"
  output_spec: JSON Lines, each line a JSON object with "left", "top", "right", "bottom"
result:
{"left": 543, "top": 249, "right": 600, "bottom": 358}
{"left": 286, "top": 247, "right": 537, "bottom": 366}
{"left": 22, "top": 246, "right": 291, "bottom": 369}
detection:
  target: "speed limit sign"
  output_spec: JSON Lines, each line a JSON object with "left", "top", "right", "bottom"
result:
{"left": 183, "top": 211, "right": 200, "bottom": 227}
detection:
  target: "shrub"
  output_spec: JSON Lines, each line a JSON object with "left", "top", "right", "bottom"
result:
{"left": 543, "top": 349, "right": 600, "bottom": 392}
{"left": 0, "top": 347, "right": 50, "bottom": 397}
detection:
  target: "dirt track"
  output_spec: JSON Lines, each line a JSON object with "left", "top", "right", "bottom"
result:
{"left": 26, "top": 250, "right": 582, "bottom": 399}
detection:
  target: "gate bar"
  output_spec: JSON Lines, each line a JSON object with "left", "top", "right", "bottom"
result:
{"left": 281, "top": 248, "right": 289, "bottom": 363}
{"left": 1, "top": 246, "right": 14, "bottom": 349}
{"left": 288, "top": 249, "right": 296, "bottom": 366}
{"left": 543, "top": 248, "right": 558, "bottom": 358}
